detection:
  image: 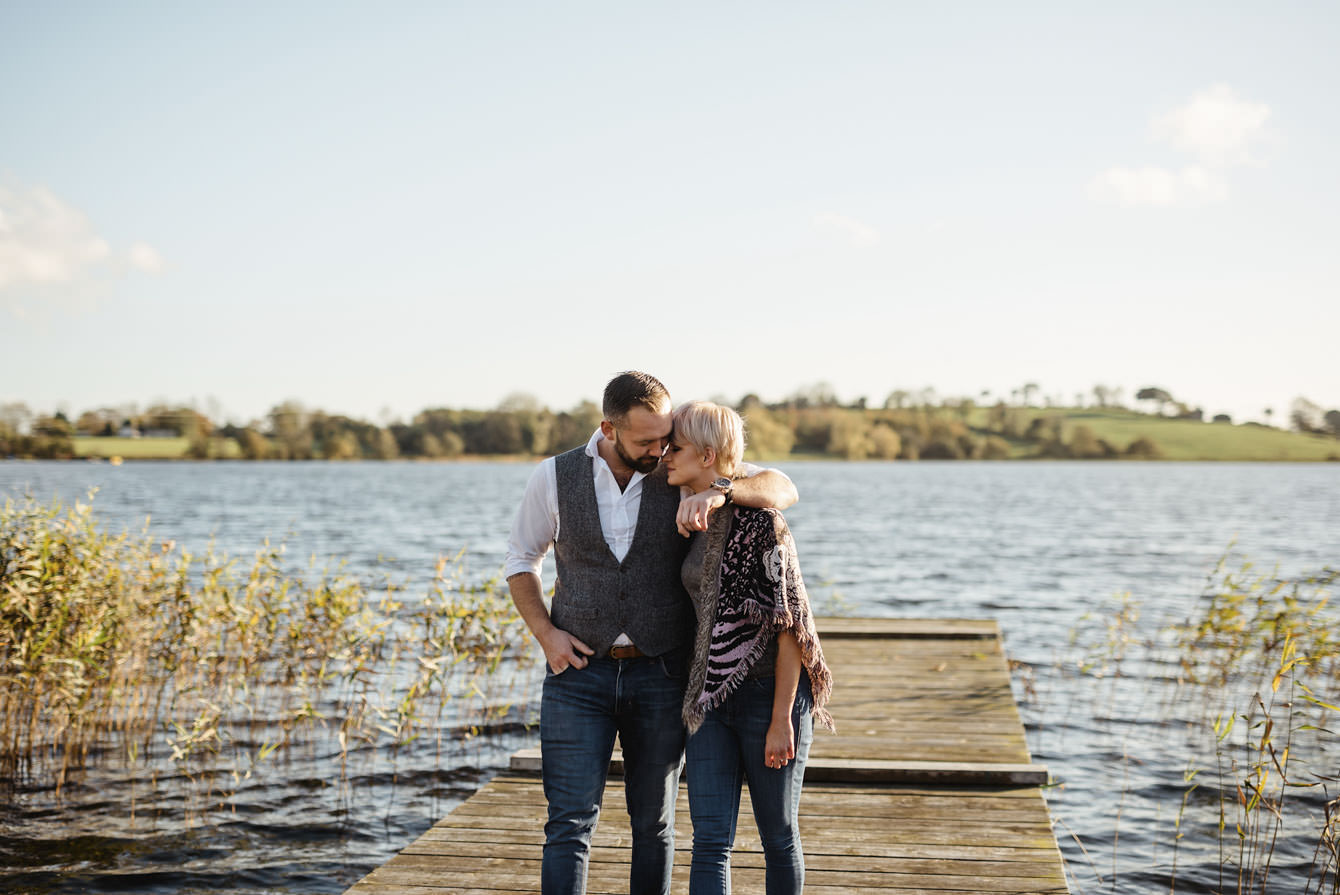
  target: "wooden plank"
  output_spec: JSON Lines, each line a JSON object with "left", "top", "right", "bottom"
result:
{"left": 364, "top": 861, "right": 1067, "bottom": 893}
{"left": 458, "top": 783, "right": 1051, "bottom": 815}
{"left": 403, "top": 836, "right": 1064, "bottom": 865}
{"left": 344, "top": 619, "right": 1068, "bottom": 895}
{"left": 818, "top": 617, "right": 1000, "bottom": 639}
{"left": 479, "top": 777, "right": 1050, "bottom": 801}
{"left": 509, "top": 749, "right": 1045, "bottom": 785}
{"left": 803, "top": 757, "right": 1048, "bottom": 785}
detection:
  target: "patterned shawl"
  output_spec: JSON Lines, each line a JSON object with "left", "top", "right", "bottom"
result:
{"left": 682, "top": 505, "right": 834, "bottom": 735}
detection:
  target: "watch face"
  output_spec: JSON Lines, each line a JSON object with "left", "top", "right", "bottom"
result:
{"left": 713, "top": 477, "right": 732, "bottom": 491}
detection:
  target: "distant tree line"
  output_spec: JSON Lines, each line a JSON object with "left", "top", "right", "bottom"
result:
{"left": 745, "top": 396, "right": 1164, "bottom": 460}
{"left": 0, "top": 403, "right": 215, "bottom": 459}
{"left": 222, "top": 397, "right": 605, "bottom": 461}
{"left": 3, "top": 385, "right": 1340, "bottom": 461}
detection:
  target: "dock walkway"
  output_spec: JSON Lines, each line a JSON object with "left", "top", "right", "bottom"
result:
{"left": 345, "top": 618, "right": 1069, "bottom": 894}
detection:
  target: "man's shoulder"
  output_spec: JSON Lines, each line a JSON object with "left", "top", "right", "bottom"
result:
{"left": 550, "top": 445, "right": 594, "bottom": 500}
{"left": 551, "top": 444, "right": 589, "bottom": 471}
{"left": 552, "top": 444, "right": 587, "bottom": 459}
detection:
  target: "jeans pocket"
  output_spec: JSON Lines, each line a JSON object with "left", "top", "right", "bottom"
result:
{"left": 657, "top": 647, "right": 689, "bottom": 681}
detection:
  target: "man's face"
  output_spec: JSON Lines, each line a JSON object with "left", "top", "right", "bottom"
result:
{"left": 610, "top": 405, "right": 672, "bottom": 474}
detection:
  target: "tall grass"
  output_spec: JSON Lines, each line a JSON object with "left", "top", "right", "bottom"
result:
{"left": 1057, "top": 553, "right": 1339, "bottom": 893}
{"left": 0, "top": 493, "right": 536, "bottom": 794}
{"left": 1170, "top": 558, "right": 1340, "bottom": 894}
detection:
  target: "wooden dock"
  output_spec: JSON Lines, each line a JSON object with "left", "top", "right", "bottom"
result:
{"left": 345, "top": 618, "right": 1069, "bottom": 894}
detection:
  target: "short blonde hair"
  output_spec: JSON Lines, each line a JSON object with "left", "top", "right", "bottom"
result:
{"left": 671, "top": 401, "right": 745, "bottom": 477}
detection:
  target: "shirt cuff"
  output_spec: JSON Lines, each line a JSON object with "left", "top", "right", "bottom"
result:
{"left": 504, "top": 556, "right": 544, "bottom": 579}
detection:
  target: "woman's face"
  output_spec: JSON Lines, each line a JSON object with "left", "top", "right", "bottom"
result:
{"left": 662, "top": 439, "right": 712, "bottom": 488}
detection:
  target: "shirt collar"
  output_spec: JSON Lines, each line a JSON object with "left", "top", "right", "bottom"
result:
{"left": 584, "top": 427, "right": 603, "bottom": 458}
{"left": 586, "top": 427, "right": 647, "bottom": 488}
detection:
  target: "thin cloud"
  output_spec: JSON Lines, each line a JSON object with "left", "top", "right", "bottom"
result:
{"left": 1087, "top": 165, "right": 1227, "bottom": 206}
{"left": 0, "top": 180, "right": 163, "bottom": 308}
{"left": 814, "top": 212, "right": 879, "bottom": 247}
{"left": 1152, "top": 84, "right": 1271, "bottom": 166}
{"left": 1088, "top": 85, "right": 1269, "bottom": 207}
{"left": 128, "top": 241, "right": 165, "bottom": 274}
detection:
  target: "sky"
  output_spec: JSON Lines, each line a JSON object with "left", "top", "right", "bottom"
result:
{"left": 2, "top": 1, "right": 1338, "bottom": 427}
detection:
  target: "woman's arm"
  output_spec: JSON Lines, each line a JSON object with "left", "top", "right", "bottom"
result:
{"left": 765, "top": 631, "right": 803, "bottom": 769}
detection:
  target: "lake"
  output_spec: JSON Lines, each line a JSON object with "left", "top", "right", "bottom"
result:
{"left": 2, "top": 459, "right": 1338, "bottom": 893}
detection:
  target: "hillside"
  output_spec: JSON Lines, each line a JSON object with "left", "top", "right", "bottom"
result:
{"left": 984, "top": 407, "right": 1340, "bottom": 461}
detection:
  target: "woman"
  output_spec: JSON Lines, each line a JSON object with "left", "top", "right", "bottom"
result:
{"left": 662, "top": 400, "right": 834, "bottom": 895}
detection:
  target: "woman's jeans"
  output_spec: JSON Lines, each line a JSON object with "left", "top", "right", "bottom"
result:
{"left": 539, "top": 650, "right": 688, "bottom": 895}
{"left": 685, "top": 675, "right": 814, "bottom": 895}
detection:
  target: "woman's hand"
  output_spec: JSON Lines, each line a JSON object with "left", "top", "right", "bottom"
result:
{"left": 765, "top": 716, "right": 795, "bottom": 769}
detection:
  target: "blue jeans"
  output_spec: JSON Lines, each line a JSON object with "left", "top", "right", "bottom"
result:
{"left": 539, "top": 649, "right": 688, "bottom": 895}
{"left": 685, "top": 675, "right": 814, "bottom": 895}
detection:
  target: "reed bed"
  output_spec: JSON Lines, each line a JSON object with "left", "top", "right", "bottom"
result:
{"left": 0, "top": 493, "right": 537, "bottom": 795}
{"left": 1170, "top": 558, "right": 1340, "bottom": 895}
{"left": 1052, "top": 553, "right": 1339, "bottom": 894}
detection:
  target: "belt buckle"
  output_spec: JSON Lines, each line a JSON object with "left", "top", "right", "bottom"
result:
{"left": 609, "top": 644, "right": 642, "bottom": 660}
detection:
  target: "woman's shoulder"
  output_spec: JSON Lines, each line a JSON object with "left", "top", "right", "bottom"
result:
{"left": 729, "top": 505, "right": 790, "bottom": 535}
{"left": 730, "top": 504, "right": 782, "bottom": 519}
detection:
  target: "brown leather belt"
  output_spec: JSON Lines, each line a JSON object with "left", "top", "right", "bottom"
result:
{"left": 608, "top": 644, "right": 646, "bottom": 660}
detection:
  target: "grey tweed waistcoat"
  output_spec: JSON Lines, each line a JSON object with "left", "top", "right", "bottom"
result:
{"left": 551, "top": 445, "right": 692, "bottom": 657}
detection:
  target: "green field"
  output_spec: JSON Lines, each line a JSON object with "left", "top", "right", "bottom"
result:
{"left": 978, "top": 407, "right": 1340, "bottom": 461}
{"left": 72, "top": 436, "right": 243, "bottom": 460}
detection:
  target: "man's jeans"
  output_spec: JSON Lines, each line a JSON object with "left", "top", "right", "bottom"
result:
{"left": 684, "top": 675, "right": 814, "bottom": 895}
{"left": 539, "top": 650, "right": 688, "bottom": 895}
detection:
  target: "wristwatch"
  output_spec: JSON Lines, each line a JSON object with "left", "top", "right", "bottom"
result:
{"left": 709, "top": 476, "right": 734, "bottom": 504}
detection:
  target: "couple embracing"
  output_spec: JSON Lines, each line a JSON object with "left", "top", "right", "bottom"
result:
{"left": 505, "top": 371, "right": 834, "bottom": 895}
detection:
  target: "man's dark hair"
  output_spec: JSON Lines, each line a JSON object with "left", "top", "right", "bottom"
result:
{"left": 603, "top": 371, "right": 671, "bottom": 426}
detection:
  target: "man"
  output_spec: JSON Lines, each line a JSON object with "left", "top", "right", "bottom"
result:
{"left": 504, "top": 371, "right": 797, "bottom": 895}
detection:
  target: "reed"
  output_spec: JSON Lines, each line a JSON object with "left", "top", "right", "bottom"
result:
{"left": 0, "top": 493, "right": 536, "bottom": 794}
{"left": 1170, "top": 559, "right": 1340, "bottom": 895}
{"left": 1056, "top": 552, "right": 1339, "bottom": 893}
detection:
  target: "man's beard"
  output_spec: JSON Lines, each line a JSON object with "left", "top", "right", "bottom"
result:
{"left": 615, "top": 434, "right": 662, "bottom": 474}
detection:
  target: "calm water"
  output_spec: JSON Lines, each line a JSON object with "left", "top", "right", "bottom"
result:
{"left": 2, "top": 460, "right": 1338, "bottom": 893}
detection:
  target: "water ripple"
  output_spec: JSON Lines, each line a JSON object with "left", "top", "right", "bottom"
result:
{"left": 3, "top": 460, "right": 1338, "bottom": 893}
